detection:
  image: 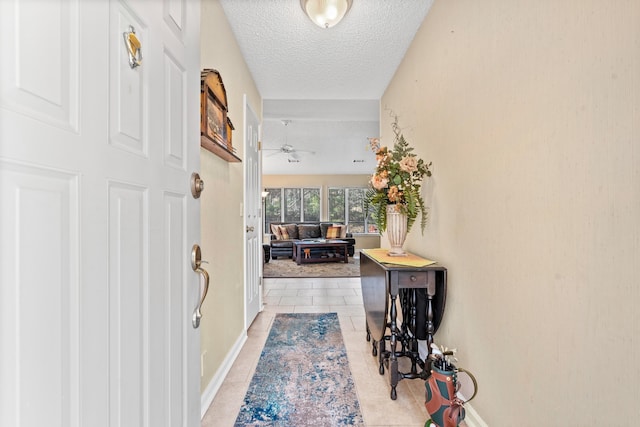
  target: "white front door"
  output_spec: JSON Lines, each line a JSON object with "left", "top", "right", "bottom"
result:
{"left": 0, "top": 1, "right": 201, "bottom": 426}
{"left": 244, "top": 96, "right": 262, "bottom": 328}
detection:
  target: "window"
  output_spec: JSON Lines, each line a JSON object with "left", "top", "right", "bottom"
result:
{"left": 264, "top": 186, "right": 376, "bottom": 234}
{"left": 328, "top": 187, "right": 378, "bottom": 234}
{"left": 264, "top": 187, "right": 321, "bottom": 229}
{"left": 283, "top": 188, "right": 301, "bottom": 222}
{"left": 264, "top": 188, "right": 282, "bottom": 229}
{"left": 347, "top": 188, "right": 366, "bottom": 233}
{"left": 327, "top": 188, "right": 345, "bottom": 223}
{"left": 302, "top": 188, "right": 320, "bottom": 221}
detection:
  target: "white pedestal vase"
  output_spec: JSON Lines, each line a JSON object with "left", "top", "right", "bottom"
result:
{"left": 386, "top": 204, "right": 408, "bottom": 256}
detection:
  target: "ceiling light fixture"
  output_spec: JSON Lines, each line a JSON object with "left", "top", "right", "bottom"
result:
{"left": 300, "top": 0, "right": 353, "bottom": 29}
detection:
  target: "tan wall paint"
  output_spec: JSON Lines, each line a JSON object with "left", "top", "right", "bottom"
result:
{"left": 352, "top": 234, "right": 380, "bottom": 251}
{"left": 383, "top": 0, "right": 639, "bottom": 424}
{"left": 199, "top": 0, "right": 262, "bottom": 392}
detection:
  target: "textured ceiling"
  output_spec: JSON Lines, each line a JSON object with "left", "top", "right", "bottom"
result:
{"left": 219, "top": 0, "right": 433, "bottom": 174}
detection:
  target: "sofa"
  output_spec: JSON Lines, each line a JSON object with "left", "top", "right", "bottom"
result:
{"left": 269, "top": 222, "right": 356, "bottom": 259}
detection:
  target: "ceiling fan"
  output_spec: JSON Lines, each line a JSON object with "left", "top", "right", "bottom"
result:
{"left": 262, "top": 120, "right": 315, "bottom": 160}
{"left": 263, "top": 143, "right": 315, "bottom": 160}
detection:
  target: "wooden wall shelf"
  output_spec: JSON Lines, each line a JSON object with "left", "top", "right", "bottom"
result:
{"left": 200, "top": 134, "right": 241, "bottom": 162}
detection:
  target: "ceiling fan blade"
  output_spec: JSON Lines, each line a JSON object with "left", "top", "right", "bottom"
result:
{"left": 289, "top": 151, "right": 300, "bottom": 160}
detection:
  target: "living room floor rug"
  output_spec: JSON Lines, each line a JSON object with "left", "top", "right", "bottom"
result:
{"left": 263, "top": 257, "right": 360, "bottom": 278}
{"left": 234, "top": 313, "right": 364, "bottom": 426}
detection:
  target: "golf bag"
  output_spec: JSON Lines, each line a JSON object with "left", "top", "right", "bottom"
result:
{"left": 424, "top": 363, "right": 477, "bottom": 427}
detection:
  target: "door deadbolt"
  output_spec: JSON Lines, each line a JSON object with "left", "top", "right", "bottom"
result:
{"left": 191, "top": 172, "right": 204, "bottom": 198}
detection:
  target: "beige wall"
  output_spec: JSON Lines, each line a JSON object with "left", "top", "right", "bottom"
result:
{"left": 352, "top": 234, "right": 380, "bottom": 252}
{"left": 199, "top": 0, "right": 262, "bottom": 392}
{"left": 383, "top": 0, "right": 639, "bottom": 424}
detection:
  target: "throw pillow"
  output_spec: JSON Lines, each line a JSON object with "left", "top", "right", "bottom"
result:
{"left": 298, "top": 224, "right": 321, "bottom": 239}
{"left": 333, "top": 224, "right": 348, "bottom": 238}
{"left": 278, "top": 225, "right": 290, "bottom": 240}
{"left": 320, "top": 223, "right": 333, "bottom": 239}
{"left": 270, "top": 224, "right": 283, "bottom": 240}
{"left": 326, "top": 225, "right": 341, "bottom": 239}
{"left": 282, "top": 223, "right": 299, "bottom": 240}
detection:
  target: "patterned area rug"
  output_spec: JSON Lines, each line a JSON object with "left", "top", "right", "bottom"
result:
{"left": 263, "top": 257, "right": 360, "bottom": 278}
{"left": 234, "top": 313, "right": 364, "bottom": 426}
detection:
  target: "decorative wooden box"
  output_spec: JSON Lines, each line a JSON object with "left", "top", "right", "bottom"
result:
{"left": 200, "top": 69, "right": 241, "bottom": 162}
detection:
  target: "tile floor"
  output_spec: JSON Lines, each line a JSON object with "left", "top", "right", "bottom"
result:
{"left": 202, "top": 275, "right": 465, "bottom": 427}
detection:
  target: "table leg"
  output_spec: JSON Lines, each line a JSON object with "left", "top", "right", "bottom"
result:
{"left": 410, "top": 288, "right": 418, "bottom": 375}
{"left": 378, "top": 337, "right": 385, "bottom": 374}
{"left": 389, "top": 293, "right": 398, "bottom": 400}
{"left": 426, "top": 271, "right": 436, "bottom": 351}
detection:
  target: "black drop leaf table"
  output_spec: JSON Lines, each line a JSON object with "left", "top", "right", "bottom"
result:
{"left": 360, "top": 249, "right": 447, "bottom": 400}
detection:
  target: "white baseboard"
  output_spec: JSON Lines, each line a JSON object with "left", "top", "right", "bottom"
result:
{"left": 459, "top": 400, "right": 488, "bottom": 427}
{"left": 200, "top": 331, "right": 248, "bottom": 419}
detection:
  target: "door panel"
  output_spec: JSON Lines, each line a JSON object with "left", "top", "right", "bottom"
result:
{"left": 108, "top": 182, "right": 147, "bottom": 426}
{"left": 0, "top": 0, "right": 201, "bottom": 426}
{"left": 0, "top": 163, "right": 80, "bottom": 427}
{"left": 164, "top": 54, "right": 188, "bottom": 169}
{"left": 0, "top": 0, "right": 79, "bottom": 131}
{"left": 110, "top": 4, "right": 147, "bottom": 154}
{"left": 162, "top": 192, "right": 187, "bottom": 427}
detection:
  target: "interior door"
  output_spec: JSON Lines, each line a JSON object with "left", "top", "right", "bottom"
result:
{"left": 0, "top": 1, "right": 201, "bottom": 426}
{"left": 244, "top": 96, "right": 262, "bottom": 328}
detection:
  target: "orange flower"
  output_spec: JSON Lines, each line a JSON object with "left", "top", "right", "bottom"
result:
{"left": 387, "top": 185, "right": 401, "bottom": 202}
{"left": 375, "top": 146, "right": 388, "bottom": 163}
{"left": 370, "top": 174, "right": 388, "bottom": 190}
{"left": 399, "top": 156, "right": 418, "bottom": 173}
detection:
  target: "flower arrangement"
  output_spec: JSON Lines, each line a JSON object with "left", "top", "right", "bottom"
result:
{"left": 365, "top": 117, "right": 432, "bottom": 234}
